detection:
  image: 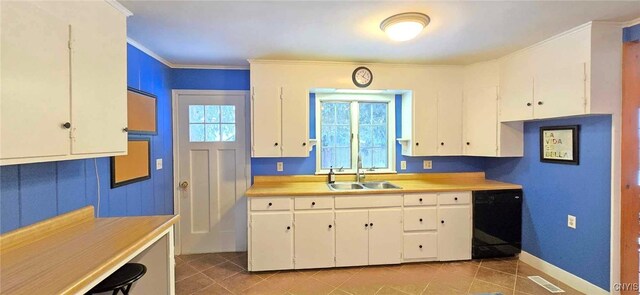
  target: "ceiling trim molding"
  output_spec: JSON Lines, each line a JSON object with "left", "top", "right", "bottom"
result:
{"left": 171, "top": 64, "right": 250, "bottom": 70}
{"left": 624, "top": 17, "right": 640, "bottom": 27}
{"left": 105, "top": 0, "right": 133, "bottom": 17}
{"left": 127, "top": 38, "right": 173, "bottom": 68}
{"left": 246, "top": 59, "right": 462, "bottom": 69}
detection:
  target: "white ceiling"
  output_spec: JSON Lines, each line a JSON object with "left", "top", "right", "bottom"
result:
{"left": 120, "top": 1, "right": 640, "bottom": 67}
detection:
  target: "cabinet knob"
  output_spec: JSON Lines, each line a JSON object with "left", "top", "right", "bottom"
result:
{"left": 62, "top": 122, "right": 71, "bottom": 129}
{"left": 268, "top": 202, "right": 272, "bottom": 206}
{"left": 274, "top": 142, "right": 279, "bottom": 146}
{"left": 419, "top": 245, "right": 423, "bottom": 249}
{"left": 311, "top": 202, "right": 316, "bottom": 206}
{"left": 419, "top": 218, "right": 423, "bottom": 222}
{"left": 415, "top": 142, "right": 419, "bottom": 146}
{"left": 419, "top": 198, "right": 423, "bottom": 202}
{"left": 441, "top": 220, "right": 445, "bottom": 224}
{"left": 286, "top": 226, "right": 290, "bottom": 230}
{"left": 328, "top": 224, "right": 332, "bottom": 229}
{"left": 302, "top": 142, "right": 307, "bottom": 146}
{"left": 440, "top": 142, "right": 445, "bottom": 146}
{"left": 538, "top": 101, "right": 544, "bottom": 105}
{"left": 466, "top": 142, "right": 470, "bottom": 146}
{"left": 365, "top": 223, "right": 368, "bottom": 228}
{"left": 122, "top": 127, "right": 128, "bottom": 132}
{"left": 454, "top": 197, "right": 458, "bottom": 201}
{"left": 527, "top": 102, "right": 532, "bottom": 107}
{"left": 369, "top": 223, "right": 373, "bottom": 227}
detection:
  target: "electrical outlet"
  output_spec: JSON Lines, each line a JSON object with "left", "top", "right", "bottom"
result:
{"left": 568, "top": 215, "right": 576, "bottom": 229}
{"left": 423, "top": 160, "right": 432, "bottom": 170}
{"left": 400, "top": 161, "right": 407, "bottom": 170}
{"left": 276, "top": 162, "right": 284, "bottom": 172}
{"left": 156, "top": 159, "right": 163, "bottom": 170}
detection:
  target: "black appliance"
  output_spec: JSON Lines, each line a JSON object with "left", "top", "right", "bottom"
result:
{"left": 472, "top": 189, "right": 523, "bottom": 259}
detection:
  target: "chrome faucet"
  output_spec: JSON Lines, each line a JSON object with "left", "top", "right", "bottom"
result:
{"left": 356, "top": 155, "right": 365, "bottom": 183}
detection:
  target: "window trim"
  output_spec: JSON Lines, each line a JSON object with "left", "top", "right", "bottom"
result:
{"left": 315, "top": 93, "right": 396, "bottom": 174}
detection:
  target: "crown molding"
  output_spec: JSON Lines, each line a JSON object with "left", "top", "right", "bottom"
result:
{"left": 127, "top": 38, "right": 173, "bottom": 68}
{"left": 624, "top": 17, "right": 640, "bottom": 28}
{"left": 105, "top": 0, "right": 132, "bottom": 17}
{"left": 171, "top": 64, "right": 249, "bottom": 70}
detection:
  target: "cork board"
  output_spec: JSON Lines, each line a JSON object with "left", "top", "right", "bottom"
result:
{"left": 127, "top": 88, "right": 157, "bottom": 134}
{"left": 111, "top": 139, "right": 151, "bottom": 188}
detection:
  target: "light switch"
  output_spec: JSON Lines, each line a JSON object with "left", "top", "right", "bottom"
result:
{"left": 156, "top": 158, "right": 163, "bottom": 170}
{"left": 400, "top": 161, "right": 407, "bottom": 170}
{"left": 423, "top": 160, "right": 432, "bottom": 170}
{"left": 568, "top": 215, "right": 576, "bottom": 229}
{"left": 276, "top": 162, "right": 284, "bottom": 172}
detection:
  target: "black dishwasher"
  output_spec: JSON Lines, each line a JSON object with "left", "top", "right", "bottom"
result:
{"left": 472, "top": 189, "right": 523, "bottom": 259}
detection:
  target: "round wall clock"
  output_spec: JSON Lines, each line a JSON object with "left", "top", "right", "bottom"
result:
{"left": 352, "top": 66, "right": 373, "bottom": 88}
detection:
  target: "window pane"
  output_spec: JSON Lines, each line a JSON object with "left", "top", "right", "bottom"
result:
{"left": 321, "top": 125, "right": 336, "bottom": 147}
{"left": 372, "top": 125, "right": 387, "bottom": 146}
{"left": 221, "top": 124, "right": 236, "bottom": 141}
{"left": 371, "top": 103, "right": 387, "bottom": 124}
{"left": 336, "top": 103, "right": 350, "bottom": 124}
{"left": 321, "top": 103, "right": 336, "bottom": 125}
{"left": 189, "top": 105, "right": 204, "bottom": 123}
{"left": 336, "top": 125, "right": 351, "bottom": 147}
{"left": 359, "top": 103, "right": 371, "bottom": 124}
{"left": 335, "top": 147, "right": 351, "bottom": 169}
{"left": 189, "top": 124, "right": 204, "bottom": 142}
{"left": 205, "top": 124, "right": 220, "bottom": 142}
{"left": 221, "top": 105, "right": 235, "bottom": 123}
{"left": 204, "top": 105, "right": 220, "bottom": 123}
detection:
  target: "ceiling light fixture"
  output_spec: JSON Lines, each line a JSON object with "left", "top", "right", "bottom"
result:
{"left": 380, "top": 12, "right": 430, "bottom": 42}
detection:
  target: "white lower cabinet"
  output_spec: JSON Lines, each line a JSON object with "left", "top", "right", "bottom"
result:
{"left": 248, "top": 192, "right": 472, "bottom": 271}
{"left": 294, "top": 211, "right": 335, "bottom": 269}
{"left": 250, "top": 212, "right": 293, "bottom": 271}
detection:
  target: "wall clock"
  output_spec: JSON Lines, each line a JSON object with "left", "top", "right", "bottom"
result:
{"left": 352, "top": 66, "right": 373, "bottom": 88}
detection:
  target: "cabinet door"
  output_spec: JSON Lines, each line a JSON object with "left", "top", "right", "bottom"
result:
{"left": 69, "top": 1, "right": 127, "bottom": 155}
{"left": 0, "top": 1, "right": 71, "bottom": 162}
{"left": 463, "top": 86, "right": 498, "bottom": 156}
{"left": 437, "top": 88, "right": 463, "bottom": 155}
{"left": 499, "top": 58, "right": 534, "bottom": 121}
{"left": 368, "top": 209, "right": 402, "bottom": 265}
{"left": 251, "top": 83, "right": 281, "bottom": 157}
{"left": 281, "top": 85, "right": 309, "bottom": 157}
{"left": 411, "top": 90, "right": 438, "bottom": 156}
{"left": 294, "top": 211, "right": 335, "bottom": 269}
{"left": 335, "top": 210, "right": 369, "bottom": 267}
{"left": 534, "top": 63, "right": 587, "bottom": 119}
{"left": 250, "top": 212, "right": 293, "bottom": 271}
{"left": 437, "top": 206, "right": 472, "bottom": 261}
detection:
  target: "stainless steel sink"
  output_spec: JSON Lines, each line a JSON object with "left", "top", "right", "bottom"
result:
{"left": 328, "top": 182, "right": 365, "bottom": 191}
{"left": 361, "top": 181, "right": 402, "bottom": 190}
{"left": 327, "top": 181, "right": 401, "bottom": 191}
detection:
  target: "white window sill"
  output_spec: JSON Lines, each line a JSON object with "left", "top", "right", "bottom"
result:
{"left": 315, "top": 170, "right": 397, "bottom": 175}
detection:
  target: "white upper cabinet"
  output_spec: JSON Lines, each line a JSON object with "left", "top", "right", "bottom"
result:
{"left": 436, "top": 88, "right": 463, "bottom": 155}
{"left": 499, "top": 22, "right": 622, "bottom": 122}
{"left": 0, "top": 1, "right": 129, "bottom": 166}
{"left": 250, "top": 64, "right": 282, "bottom": 157}
{"left": 401, "top": 90, "right": 438, "bottom": 156}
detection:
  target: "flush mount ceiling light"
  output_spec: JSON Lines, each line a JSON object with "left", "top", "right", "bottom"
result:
{"left": 380, "top": 12, "right": 430, "bottom": 42}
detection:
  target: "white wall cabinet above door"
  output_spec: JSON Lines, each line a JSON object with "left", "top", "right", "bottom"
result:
{"left": 0, "top": 0, "right": 129, "bottom": 166}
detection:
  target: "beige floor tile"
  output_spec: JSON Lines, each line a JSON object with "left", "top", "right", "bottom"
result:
{"left": 475, "top": 267, "right": 517, "bottom": 289}
{"left": 328, "top": 289, "right": 352, "bottom": 295}
{"left": 337, "top": 271, "right": 386, "bottom": 295}
{"left": 201, "top": 261, "right": 245, "bottom": 283}
{"left": 468, "top": 279, "right": 514, "bottom": 295}
{"left": 515, "top": 262, "right": 542, "bottom": 278}
{"left": 175, "top": 273, "right": 215, "bottom": 295}
{"left": 192, "top": 282, "right": 233, "bottom": 295}
{"left": 261, "top": 270, "right": 314, "bottom": 292}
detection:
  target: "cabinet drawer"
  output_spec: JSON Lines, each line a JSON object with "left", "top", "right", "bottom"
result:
{"left": 404, "top": 233, "right": 437, "bottom": 259}
{"left": 403, "top": 208, "right": 437, "bottom": 231}
{"left": 294, "top": 197, "right": 333, "bottom": 210}
{"left": 404, "top": 194, "right": 437, "bottom": 207}
{"left": 251, "top": 198, "right": 292, "bottom": 211}
{"left": 438, "top": 192, "right": 471, "bottom": 205}
{"left": 335, "top": 195, "right": 402, "bottom": 209}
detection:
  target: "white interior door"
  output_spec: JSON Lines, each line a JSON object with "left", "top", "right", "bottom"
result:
{"left": 177, "top": 91, "right": 248, "bottom": 254}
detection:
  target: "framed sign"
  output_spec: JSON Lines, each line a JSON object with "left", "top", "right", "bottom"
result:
{"left": 540, "top": 125, "right": 580, "bottom": 165}
{"left": 111, "top": 138, "right": 151, "bottom": 188}
{"left": 127, "top": 87, "right": 157, "bottom": 135}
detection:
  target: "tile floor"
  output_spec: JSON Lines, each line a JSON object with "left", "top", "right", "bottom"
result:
{"left": 175, "top": 252, "right": 583, "bottom": 295}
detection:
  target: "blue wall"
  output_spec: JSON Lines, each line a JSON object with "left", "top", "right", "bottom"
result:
{"left": 0, "top": 44, "right": 174, "bottom": 233}
{"left": 623, "top": 23, "right": 640, "bottom": 42}
{"left": 485, "top": 116, "right": 612, "bottom": 290}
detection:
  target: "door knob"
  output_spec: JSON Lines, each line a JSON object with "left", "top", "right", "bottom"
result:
{"left": 302, "top": 142, "right": 307, "bottom": 146}
{"left": 274, "top": 142, "right": 279, "bottom": 146}
{"left": 419, "top": 198, "right": 423, "bottom": 202}
{"left": 369, "top": 223, "right": 373, "bottom": 227}
{"left": 440, "top": 142, "right": 445, "bottom": 146}
{"left": 179, "top": 181, "right": 189, "bottom": 189}
{"left": 365, "top": 224, "right": 368, "bottom": 228}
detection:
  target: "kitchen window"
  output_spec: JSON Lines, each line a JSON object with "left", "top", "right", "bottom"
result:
{"left": 315, "top": 93, "right": 395, "bottom": 174}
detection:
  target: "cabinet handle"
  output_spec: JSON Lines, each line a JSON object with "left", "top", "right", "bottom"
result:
{"left": 466, "top": 142, "right": 470, "bottom": 146}
{"left": 365, "top": 224, "right": 368, "bottom": 228}
{"left": 62, "top": 122, "right": 71, "bottom": 129}
{"left": 538, "top": 101, "right": 544, "bottom": 106}
{"left": 311, "top": 202, "right": 316, "bottom": 206}
{"left": 122, "top": 127, "right": 128, "bottom": 132}
{"left": 441, "top": 220, "right": 445, "bottom": 224}
{"left": 328, "top": 224, "right": 332, "bottom": 229}
{"left": 415, "top": 142, "right": 419, "bottom": 146}
{"left": 527, "top": 102, "right": 532, "bottom": 107}
{"left": 440, "top": 142, "right": 445, "bottom": 146}
{"left": 286, "top": 226, "right": 290, "bottom": 230}
{"left": 419, "top": 245, "right": 423, "bottom": 249}
{"left": 268, "top": 202, "right": 272, "bottom": 206}
{"left": 302, "top": 142, "right": 307, "bottom": 146}
{"left": 274, "top": 142, "right": 279, "bottom": 146}
{"left": 419, "top": 198, "right": 423, "bottom": 202}
{"left": 419, "top": 218, "right": 423, "bottom": 222}
{"left": 454, "top": 197, "right": 458, "bottom": 201}
{"left": 369, "top": 223, "right": 373, "bottom": 227}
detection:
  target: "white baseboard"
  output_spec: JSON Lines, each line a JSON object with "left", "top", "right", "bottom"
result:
{"left": 519, "top": 251, "right": 610, "bottom": 295}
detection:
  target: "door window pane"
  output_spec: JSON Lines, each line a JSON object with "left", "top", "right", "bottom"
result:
{"left": 189, "top": 104, "right": 236, "bottom": 142}
{"left": 321, "top": 102, "right": 351, "bottom": 169}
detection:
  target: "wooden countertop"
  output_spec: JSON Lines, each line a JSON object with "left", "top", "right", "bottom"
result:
{"left": 0, "top": 206, "right": 179, "bottom": 295}
{"left": 246, "top": 172, "right": 521, "bottom": 197}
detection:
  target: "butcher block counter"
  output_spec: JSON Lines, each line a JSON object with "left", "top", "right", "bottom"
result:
{"left": 0, "top": 206, "right": 179, "bottom": 295}
{"left": 246, "top": 172, "right": 521, "bottom": 197}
